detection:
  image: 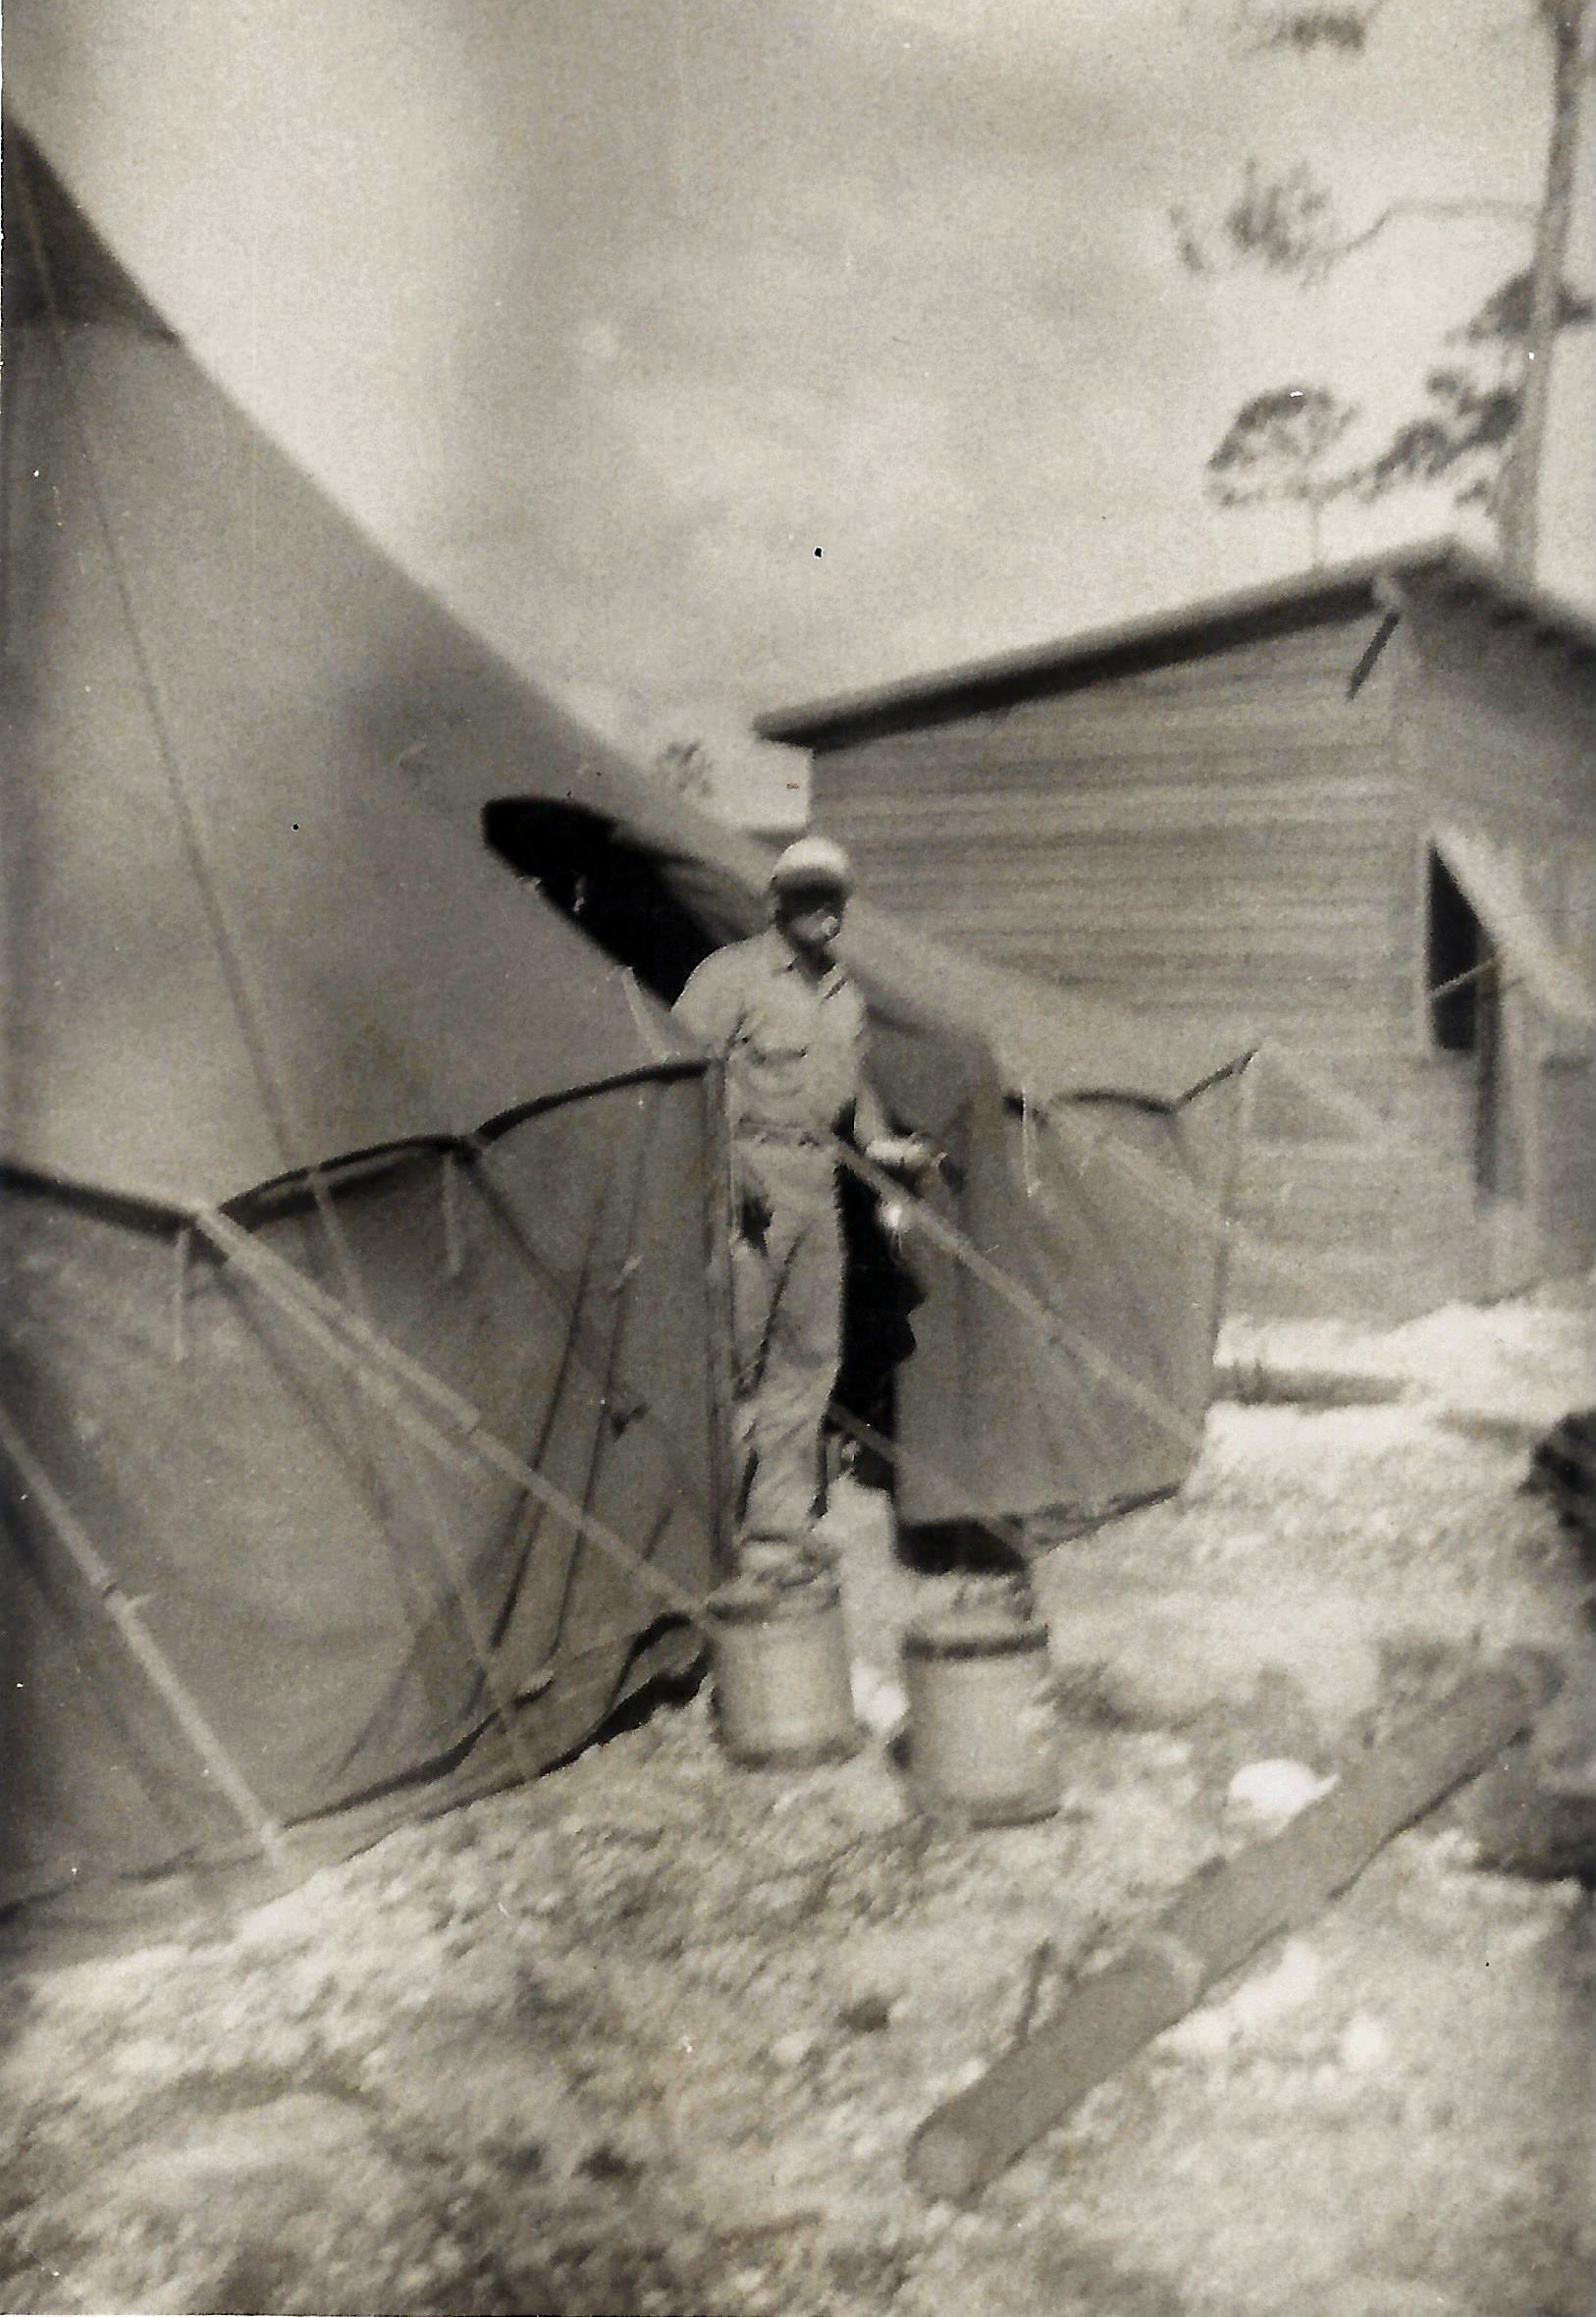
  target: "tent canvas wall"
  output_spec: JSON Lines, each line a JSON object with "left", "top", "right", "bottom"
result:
{"left": 1, "top": 129, "right": 728, "bottom": 1948}
{"left": 460, "top": 766, "right": 1251, "bottom": 1536}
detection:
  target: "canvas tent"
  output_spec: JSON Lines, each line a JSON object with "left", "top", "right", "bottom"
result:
{"left": 470, "top": 781, "right": 1252, "bottom": 1536}
{"left": 1, "top": 124, "right": 1251, "bottom": 1946}
{"left": 0, "top": 130, "right": 728, "bottom": 1948}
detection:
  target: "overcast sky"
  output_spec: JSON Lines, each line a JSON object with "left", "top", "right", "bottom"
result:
{"left": 10, "top": 0, "right": 1594, "bottom": 818}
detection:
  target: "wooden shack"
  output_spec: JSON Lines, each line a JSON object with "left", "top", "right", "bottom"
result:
{"left": 758, "top": 543, "right": 1596, "bottom": 1320}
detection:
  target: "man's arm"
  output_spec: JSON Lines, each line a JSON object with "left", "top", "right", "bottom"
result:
{"left": 672, "top": 949, "right": 743, "bottom": 1052}
{"left": 853, "top": 1068, "right": 938, "bottom": 1187}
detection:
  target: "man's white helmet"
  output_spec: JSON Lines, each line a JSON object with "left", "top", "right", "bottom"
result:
{"left": 769, "top": 834, "right": 854, "bottom": 897}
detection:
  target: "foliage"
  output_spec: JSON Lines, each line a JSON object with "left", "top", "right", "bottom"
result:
{"left": 1183, "top": 0, "right": 1594, "bottom": 566}
{"left": 1206, "top": 267, "right": 1593, "bottom": 531}
{"left": 1238, "top": 1, "right": 1385, "bottom": 51}
{"left": 1221, "top": 158, "right": 1340, "bottom": 277}
{"left": 1363, "top": 268, "right": 1594, "bottom": 505}
{"left": 1459, "top": 265, "right": 1595, "bottom": 345}
{"left": 1175, "top": 159, "right": 1534, "bottom": 287}
{"left": 1206, "top": 386, "right": 1361, "bottom": 552}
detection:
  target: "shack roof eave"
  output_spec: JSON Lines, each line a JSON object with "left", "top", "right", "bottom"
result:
{"left": 755, "top": 537, "right": 1596, "bottom": 753}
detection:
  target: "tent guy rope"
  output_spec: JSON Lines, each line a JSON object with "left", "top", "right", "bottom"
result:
{"left": 193, "top": 1210, "right": 721, "bottom": 1643}
{"left": 0, "top": 1404, "right": 291, "bottom": 1872}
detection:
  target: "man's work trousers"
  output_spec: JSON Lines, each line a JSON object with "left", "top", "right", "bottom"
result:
{"left": 730, "top": 1137, "right": 842, "bottom": 1545}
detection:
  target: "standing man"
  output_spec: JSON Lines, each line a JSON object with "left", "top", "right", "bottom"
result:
{"left": 674, "top": 836, "right": 930, "bottom": 1580}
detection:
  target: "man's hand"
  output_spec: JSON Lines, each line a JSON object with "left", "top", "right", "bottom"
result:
{"left": 738, "top": 1187, "right": 772, "bottom": 1241}
{"left": 877, "top": 1194, "right": 912, "bottom": 1254}
{"left": 731, "top": 1157, "right": 772, "bottom": 1243}
{"left": 865, "top": 1133, "right": 940, "bottom": 1187}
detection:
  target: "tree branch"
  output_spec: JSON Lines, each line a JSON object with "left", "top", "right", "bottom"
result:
{"left": 1300, "top": 194, "right": 1537, "bottom": 275}
{"left": 1181, "top": 163, "right": 1541, "bottom": 282}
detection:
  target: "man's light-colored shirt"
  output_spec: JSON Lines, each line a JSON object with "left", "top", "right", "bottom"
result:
{"left": 673, "top": 928, "right": 886, "bottom": 1146}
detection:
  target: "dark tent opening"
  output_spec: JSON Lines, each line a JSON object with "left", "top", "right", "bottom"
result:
{"left": 483, "top": 799, "right": 714, "bottom": 1005}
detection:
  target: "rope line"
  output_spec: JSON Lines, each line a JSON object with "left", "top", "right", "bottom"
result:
{"left": 193, "top": 1211, "right": 720, "bottom": 1641}
{"left": 828, "top": 1138, "right": 1205, "bottom": 1456}
{"left": 1038, "top": 1099, "right": 1399, "bottom": 1290}
{"left": 0, "top": 1405, "right": 290, "bottom": 1868}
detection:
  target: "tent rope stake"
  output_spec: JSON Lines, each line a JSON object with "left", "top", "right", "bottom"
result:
{"left": 0, "top": 1404, "right": 290, "bottom": 1871}
{"left": 193, "top": 1211, "right": 719, "bottom": 1642}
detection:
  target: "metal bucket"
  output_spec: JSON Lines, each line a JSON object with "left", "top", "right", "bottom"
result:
{"left": 709, "top": 1571, "right": 862, "bottom": 1769}
{"left": 901, "top": 1592, "right": 1060, "bottom": 1824}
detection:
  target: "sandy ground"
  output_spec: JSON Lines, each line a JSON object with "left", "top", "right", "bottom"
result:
{"left": 1, "top": 1295, "right": 1592, "bottom": 2316}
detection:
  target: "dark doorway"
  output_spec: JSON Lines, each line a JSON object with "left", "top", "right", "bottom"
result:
{"left": 1426, "top": 846, "right": 1485, "bottom": 1053}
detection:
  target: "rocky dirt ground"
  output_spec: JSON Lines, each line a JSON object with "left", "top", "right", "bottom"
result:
{"left": 0, "top": 1294, "right": 1592, "bottom": 2317}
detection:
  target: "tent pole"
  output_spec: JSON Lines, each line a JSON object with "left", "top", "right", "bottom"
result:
{"left": 464, "top": 1131, "right": 708, "bottom": 1505}
{"left": 170, "top": 1223, "right": 193, "bottom": 1366}
{"left": 193, "top": 1211, "right": 718, "bottom": 1642}
{"left": 0, "top": 1405, "right": 290, "bottom": 1872}
{"left": 701, "top": 1060, "right": 740, "bottom": 1577}
{"left": 526, "top": 1081, "right": 671, "bottom": 1667}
